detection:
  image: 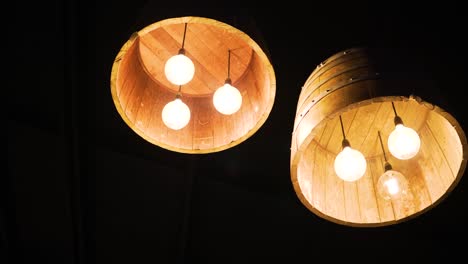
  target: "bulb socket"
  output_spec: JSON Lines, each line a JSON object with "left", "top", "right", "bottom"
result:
{"left": 225, "top": 78, "right": 232, "bottom": 85}
{"left": 178, "top": 48, "right": 186, "bottom": 55}
{"left": 384, "top": 162, "right": 393, "bottom": 171}
{"left": 394, "top": 116, "right": 403, "bottom": 126}
{"left": 342, "top": 139, "right": 350, "bottom": 148}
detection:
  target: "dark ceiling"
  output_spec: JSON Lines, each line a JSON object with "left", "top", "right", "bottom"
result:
{"left": 7, "top": 1, "right": 468, "bottom": 263}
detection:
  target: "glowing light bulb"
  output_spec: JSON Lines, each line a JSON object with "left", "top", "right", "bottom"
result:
{"left": 377, "top": 169, "right": 409, "bottom": 200}
{"left": 213, "top": 82, "right": 242, "bottom": 115}
{"left": 334, "top": 146, "right": 367, "bottom": 182}
{"left": 164, "top": 54, "right": 195, "bottom": 85}
{"left": 162, "top": 98, "right": 191, "bottom": 130}
{"left": 388, "top": 124, "right": 421, "bottom": 160}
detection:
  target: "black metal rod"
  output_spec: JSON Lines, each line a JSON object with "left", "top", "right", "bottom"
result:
{"left": 176, "top": 85, "right": 182, "bottom": 98}
{"left": 181, "top": 23, "right": 187, "bottom": 49}
{"left": 378, "top": 131, "right": 388, "bottom": 162}
{"left": 339, "top": 115, "right": 346, "bottom": 140}
{"left": 391, "top": 101, "right": 398, "bottom": 117}
{"left": 227, "top": 49, "right": 231, "bottom": 79}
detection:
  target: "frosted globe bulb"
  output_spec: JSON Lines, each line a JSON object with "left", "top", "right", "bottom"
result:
{"left": 388, "top": 124, "right": 421, "bottom": 160}
{"left": 334, "top": 146, "right": 367, "bottom": 182}
{"left": 162, "top": 98, "right": 191, "bottom": 130}
{"left": 377, "top": 170, "right": 409, "bottom": 200}
{"left": 213, "top": 83, "right": 242, "bottom": 115}
{"left": 164, "top": 54, "right": 195, "bottom": 86}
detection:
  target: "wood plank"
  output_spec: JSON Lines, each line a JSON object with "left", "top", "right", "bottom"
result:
{"left": 343, "top": 179, "right": 361, "bottom": 223}
{"left": 124, "top": 70, "right": 148, "bottom": 123}
{"left": 297, "top": 143, "right": 317, "bottom": 205}
{"left": 369, "top": 157, "right": 395, "bottom": 222}
{"left": 357, "top": 164, "right": 380, "bottom": 223}
{"left": 294, "top": 91, "right": 338, "bottom": 150}
{"left": 422, "top": 123, "right": 454, "bottom": 192}
{"left": 417, "top": 125, "right": 447, "bottom": 202}
{"left": 391, "top": 156, "right": 432, "bottom": 214}
{"left": 156, "top": 23, "right": 253, "bottom": 96}
{"left": 116, "top": 42, "right": 138, "bottom": 98}
{"left": 317, "top": 115, "right": 340, "bottom": 151}
{"left": 391, "top": 193, "right": 415, "bottom": 220}
{"left": 134, "top": 76, "right": 153, "bottom": 132}
{"left": 117, "top": 45, "right": 140, "bottom": 111}
{"left": 235, "top": 55, "right": 263, "bottom": 132}
{"left": 227, "top": 105, "right": 244, "bottom": 143}
{"left": 142, "top": 82, "right": 168, "bottom": 144}
{"left": 192, "top": 97, "right": 214, "bottom": 150}
{"left": 185, "top": 23, "right": 251, "bottom": 84}
{"left": 299, "top": 50, "right": 365, "bottom": 108}
{"left": 222, "top": 75, "right": 252, "bottom": 142}
{"left": 359, "top": 102, "right": 393, "bottom": 157}
{"left": 400, "top": 100, "right": 429, "bottom": 132}
{"left": 247, "top": 53, "right": 266, "bottom": 116}
{"left": 316, "top": 65, "right": 374, "bottom": 96}
{"left": 325, "top": 109, "right": 357, "bottom": 156}
{"left": 140, "top": 28, "right": 210, "bottom": 95}
{"left": 312, "top": 84, "right": 361, "bottom": 129}
{"left": 314, "top": 56, "right": 370, "bottom": 87}
{"left": 387, "top": 161, "right": 417, "bottom": 220}
{"left": 188, "top": 23, "right": 251, "bottom": 77}
{"left": 212, "top": 103, "right": 230, "bottom": 147}
{"left": 238, "top": 85, "right": 254, "bottom": 137}
{"left": 138, "top": 37, "right": 170, "bottom": 85}
{"left": 324, "top": 151, "right": 345, "bottom": 220}
{"left": 345, "top": 103, "right": 382, "bottom": 157}
{"left": 167, "top": 24, "right": 227, "bottom": 88}
{"left": 426, "top": 111, "right": 463, "bottom": 180}
{"left": 312, "top": 145, "right": 326, "bottom": 212}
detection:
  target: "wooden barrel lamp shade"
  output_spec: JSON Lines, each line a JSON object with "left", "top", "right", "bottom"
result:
{"left": 291, "top": 48, "right": 467, "bottom": 226}
{"left": 111, "top": 17, "right": 275, "bottom": 153}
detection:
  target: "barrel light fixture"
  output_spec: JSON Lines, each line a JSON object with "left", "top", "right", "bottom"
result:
{"left": 290, "top": 47, "right": 467, "bottom": 227}
{"left": 111, "top": 16, "right": 276, "bottom": 153}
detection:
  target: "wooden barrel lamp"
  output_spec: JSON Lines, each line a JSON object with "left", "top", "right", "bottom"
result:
{"left": 290, "top": 48, "right": 467, "bottom": 226}
{"left": 111, "top": 16, "right": 276, "bottom": 153}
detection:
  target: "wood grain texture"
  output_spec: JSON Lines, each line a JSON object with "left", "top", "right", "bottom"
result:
{"left": 139, "top": 21, "right": 253, "bottom": 96}
{"left": 110, "top": 16, "right": 276, "bottom": 154}
{"left": 290, "top": 48, "right": 467, "bottom": 226}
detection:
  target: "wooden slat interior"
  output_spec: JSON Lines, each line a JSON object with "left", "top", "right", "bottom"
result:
{"left": 292, "top": 47, "right": 465, "bottom": 226}
{"left": 139, "top": 23, "right": 253, "bottom": 97}
{"left": 294, "top": 100, "right": 464, "bottom": 225}
{"left": 113, "top": 20, "right": 271, "bottom": 153}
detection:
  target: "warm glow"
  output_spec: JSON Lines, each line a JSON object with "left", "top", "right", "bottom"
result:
{"left": 377, "top": 170, "right": 409, "bottom": 200}
{"left": 162, "top": 98, "right": 191, "bottom": 130}
{"left": 388, "top": 124, "right": 421, "bottom": 160}
{"left": 164, "top": 54, "right": 195, "bottom": 85}
{"left": 385, "top": 178, "right": 400, "bottom": 195}
{"left": 334, "top": 146, "right": 367, "bottom": 182}
{"left": 213, "top": 83, "right": 242, "bottom": 115}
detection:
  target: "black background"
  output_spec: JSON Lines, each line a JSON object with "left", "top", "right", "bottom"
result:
{"left": 6, "top": 1, "right": 468, "bottom": 263}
